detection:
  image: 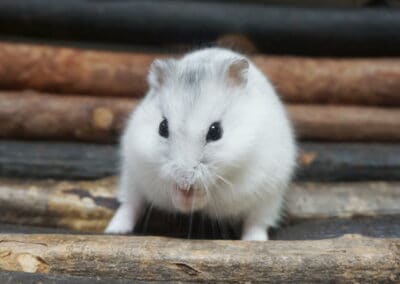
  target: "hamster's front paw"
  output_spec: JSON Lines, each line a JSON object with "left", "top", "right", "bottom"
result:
{"left": 104, "top": 218, "right": 133, "bottom": 234}
{"left": 104, "top": 202, "right": 137, "bottom": 234}
{"left": 241, "top": 226, "right": 268, "bottom": 241}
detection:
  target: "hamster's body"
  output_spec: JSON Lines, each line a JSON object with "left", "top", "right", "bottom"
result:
{"left": 106, "top": 48, "right": 296, "bottom": 240}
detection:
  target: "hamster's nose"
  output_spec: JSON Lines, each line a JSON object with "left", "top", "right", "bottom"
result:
{"left": 174, "top": 168, "right": 196, "bottom": 188}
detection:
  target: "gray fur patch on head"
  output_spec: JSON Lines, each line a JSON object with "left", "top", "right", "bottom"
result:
{"left": 179, "top": 66, "right": 206, "bottom": 89}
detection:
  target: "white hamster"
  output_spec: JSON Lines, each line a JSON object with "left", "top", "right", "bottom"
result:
{"left": 105, "top": 48, "right": 296, "bottom": 241}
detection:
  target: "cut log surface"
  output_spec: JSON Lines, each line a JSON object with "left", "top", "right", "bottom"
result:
{"left": 1, "top": 91, "right": 399, "bottom": 142}
{"left": 0, "top": 177, "right": 398, "bottom": 233}
{"left": 1, "top": 140, "right": 400, "bottom": 181}
{"left": 0, "top": 2, "right": 400, "bottom": 55}
{"left": 0, "top": 42, "right": 400, "bottom": 106}
{"left": 0, "top": 233, "right": 398, "bottom": 282}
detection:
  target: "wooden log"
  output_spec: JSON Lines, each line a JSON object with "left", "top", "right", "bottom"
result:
{"left": 0, "top": 178, "right": 398, "bottom": 234}
{"left": 212, "top": 0, "right": 372, "bottom": 6}
{"left": 1, "top": 140, "right": 400, "bottom": 181}
{"left": 1, "top": 91, "right": 400, "bottom": 142}
{"left": 0, "top": 91, "right": 136, "bottom": 143}
{"left": 273, "top": 215, "right": 400, "bottom": 241}
{"left": 0, "top": 42, "right": 157, "bottom": 97}
{"left": 254, "top": 57, "right": 400, "bottom": 106}
{"left": 287, "top": 105, "right": 400, "bottom": 141}
{"left": 1, "top": 42, "right": 400, "bottom": 106}
{"left": 0, "top": 1, "right": 400, "bottom": 56}
{"left": 0, "top": 270, "right": 136, "bottom": 284}
{"left": 2, "top": 214, "right": 400, "bottom": 241}
{"left": 0, "top": 233, "right": 398, "bottom": 282}
{"left": 298, "top": 142, "right": 400, "bottom": 181}
{"left": 0, "top": 178, "right": 117, "bottom": 232}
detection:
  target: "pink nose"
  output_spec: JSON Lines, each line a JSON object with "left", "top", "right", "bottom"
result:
{"left": 174, "top": 169, "right": 196, "bottom": 188}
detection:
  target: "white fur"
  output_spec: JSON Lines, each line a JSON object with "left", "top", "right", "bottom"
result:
{"left": 105, "top": 48, "right": 296, "bottom": 241}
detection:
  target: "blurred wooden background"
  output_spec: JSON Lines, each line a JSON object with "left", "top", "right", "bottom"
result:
{"left": 0, "top": 1, "right": 399, "bottom": 282}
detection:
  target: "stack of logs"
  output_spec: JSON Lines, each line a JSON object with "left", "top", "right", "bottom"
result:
{"left": 0, "top": 41, "right": 399, "bottom": 143}
{"left": 0, "top": 40, "right": 399, "bottom": 282}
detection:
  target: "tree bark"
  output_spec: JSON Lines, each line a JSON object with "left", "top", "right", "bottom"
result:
{"left": 0, "top": 91, "right": 136, "bottom": 143}
{"left": 0, "top": 233, "right": 398, "bottom": 282}
{"left": 287, "top": 104, "right": 400, "bottom": 141}
{"left": 0, "top": 42, "right": 400, "bottom": 105}
{"left": 1, "top": 91, "right": 400, "bottom": 142}
{"left": 254, "top": 56, "right": 400, "bottom": 106}
{"left": 0, "top": 178, "right": 399, "bottom": 233}
{"left": 0, "top": 42, "right": 157, "bottom": 97}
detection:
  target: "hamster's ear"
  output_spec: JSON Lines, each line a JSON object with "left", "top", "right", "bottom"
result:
{"left": 148, "top": 59, "right": 176, "bottom": 89}
{"left": 226, "top": 58, "right": 249, "bottom": 87}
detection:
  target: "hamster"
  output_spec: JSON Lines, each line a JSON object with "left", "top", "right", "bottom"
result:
{"left": 105, "top": 48, "right": 296, "bottom": 241}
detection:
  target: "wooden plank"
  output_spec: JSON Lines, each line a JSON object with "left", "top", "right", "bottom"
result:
{"left": 1, "top": 92, "right": 400, "bottom": 142}
{"left": 0, "top": 178, "right": 398, "bottom": 233}
{"left": 1, "top": 140, "right": 399, "bottom": 181}
{"left": 0, "top": 233, "right": 398, "bottom": 282}
{"left": 0, "top": 2, "right": 399, "bottom": 56}
{"left": 1, "top": 42, "right": 400, "bottom": 106}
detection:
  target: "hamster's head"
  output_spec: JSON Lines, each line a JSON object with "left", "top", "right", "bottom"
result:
{"left": 139, "top": 53, "right": 259, "bottom": 213}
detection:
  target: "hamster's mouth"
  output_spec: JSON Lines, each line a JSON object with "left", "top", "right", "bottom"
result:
{"left": 172, "top": 185, "right": 207, "bottom": 213}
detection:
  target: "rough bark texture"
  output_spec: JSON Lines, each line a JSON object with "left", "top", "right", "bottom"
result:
{"left": 0, "top": 42, "right": 156, "bottom": 97}
{"left": 1, "top": 91, "right": 400, "bottom": 142}
{"left": 0, "top": 91, "right": 136, "bottom": 143}
{"left": 0, "top": 234, "right": 398, "bottom": 282}
{"left": 1, "top": 140, "right": 400, "bottom": 181}
{"left": 288, "top": 105, "right": 400, "bottom": 141}
{"left": 0, "top": 178, "right": 398, "bottom": 233}
{"left": 0, "top": 178, "right": 117, "bottom": 232}
{"left": 254, "top": 56, "right": 400, "bottom": 106}
{"left": 0, "top": 42, "right": 400, "bottom": 105}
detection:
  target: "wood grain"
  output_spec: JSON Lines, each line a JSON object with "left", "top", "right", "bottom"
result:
{"left": 0, "top": 178, "right": 398, "bottom": 233}
{"left": 1, "top": 140, "right": 399, "bottom": 181}
{"left": 287, "top": 104, "right": 400, "bottom": 141}
{"left": 1, "top": 91, "right": 399, "bottom": 142}
{"left": 0, "top": 42, "right": 400, "bottom": 105}
{"left": 0, "top": 91, "right": 136, "bottom": 143}
{"left": 0, "top": 234, "right": 398, "bottom": 282}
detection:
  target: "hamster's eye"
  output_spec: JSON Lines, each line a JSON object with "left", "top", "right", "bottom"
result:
{"left": 206, "top": 122, "right": 222, "bottom": 142}
{"left": 159, "top": 118, "right": 169, "bottom": 138}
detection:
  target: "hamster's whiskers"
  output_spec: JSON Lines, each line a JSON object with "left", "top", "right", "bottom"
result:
{"left": 215, "top": 174, "right": 233, "bottom": 189}
{"left": 142, "top": 201, "right": 155, "bottom": 234}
